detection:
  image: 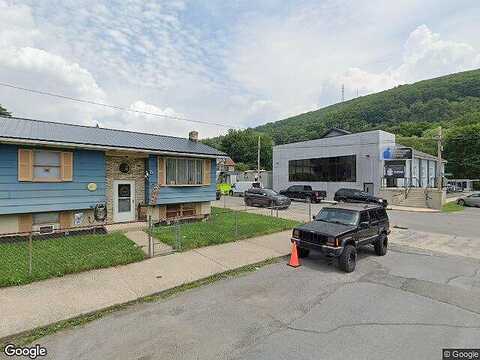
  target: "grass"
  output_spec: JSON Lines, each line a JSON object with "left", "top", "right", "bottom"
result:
{"left": 152, "top": 207, "right": 300, "bottom": 251}
{"left": 441, "top": 202, "right": 465, "bottom": 213}
{"left": 0, "top": 232, "right": 145, "bottom": 288}
{"left": 0, "top": 256, "right": 283, "bottom": 347}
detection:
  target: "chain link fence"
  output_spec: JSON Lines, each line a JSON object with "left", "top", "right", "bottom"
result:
{"left": 0, "top": 196, "right": 313, "bottom": 288}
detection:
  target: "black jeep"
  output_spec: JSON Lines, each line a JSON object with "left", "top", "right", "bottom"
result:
{"left": 291, "top": 204, "right": 390, "bottom": 272}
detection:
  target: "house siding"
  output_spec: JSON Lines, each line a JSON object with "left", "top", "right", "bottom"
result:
{"left": 146, "top": 155, "right": 216, "bottom": 205}
{"left": 0, "top": 144, "right": 106, "bottom": 215}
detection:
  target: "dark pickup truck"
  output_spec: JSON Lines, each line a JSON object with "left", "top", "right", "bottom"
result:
{"left": 291, "top": 203, "right": 390, "bottom": 272}
{"left": 279, "top": 185, "right": 326, "bottom": 203}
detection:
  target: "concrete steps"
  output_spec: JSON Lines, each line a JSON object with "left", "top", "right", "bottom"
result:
{"left": 396, "top": 189, "right": 428, "bottom": 208}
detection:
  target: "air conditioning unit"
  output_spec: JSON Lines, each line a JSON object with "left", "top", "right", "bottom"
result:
{"left": 33, "top": 224, "right": 59, "bottom": 235}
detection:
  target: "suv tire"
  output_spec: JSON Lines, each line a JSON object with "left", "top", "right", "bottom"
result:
{"left": 374, "top": 234, "right": 388, "bottom": 256}
{"left": 339, "top": 245, "right": 356, "bottom": 273}
{"left": 298, "top": 247, "right": 310, "bottom": 258}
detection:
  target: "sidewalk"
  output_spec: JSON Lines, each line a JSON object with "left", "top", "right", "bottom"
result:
{"left": 387, "top": 204, "right": 439, "bottom": 212}
{"left": 0, "top": 231, "right": 292, "bottom": 339}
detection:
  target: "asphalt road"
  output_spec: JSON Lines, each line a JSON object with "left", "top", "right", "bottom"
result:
{"left": 35, "top": 244, "right": 480, "bottom": 360}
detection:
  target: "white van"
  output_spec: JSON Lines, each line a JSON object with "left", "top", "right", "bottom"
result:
{"left": 230, "top": 181, "right": 263, "bottom": 196}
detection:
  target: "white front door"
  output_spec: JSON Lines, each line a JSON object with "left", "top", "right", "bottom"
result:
{"left": 113, "top": 180, "right": 135, "bottom": 223}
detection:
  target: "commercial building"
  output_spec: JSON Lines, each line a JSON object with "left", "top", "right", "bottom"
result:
{"left": 272, "top": 128, "right": 445, "bottom": 209}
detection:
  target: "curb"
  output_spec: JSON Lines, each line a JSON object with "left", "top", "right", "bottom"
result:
{"left": 0, "top": 256, "right": 287, "bottom": 347}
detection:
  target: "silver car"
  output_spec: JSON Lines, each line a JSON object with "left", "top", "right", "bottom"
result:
{"left": 457, "top": 193, "right": 480, "bottom": 207}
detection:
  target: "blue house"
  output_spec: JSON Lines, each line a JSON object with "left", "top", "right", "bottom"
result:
{"left": 0, "top": 116, "right": 224, "bottom": 234}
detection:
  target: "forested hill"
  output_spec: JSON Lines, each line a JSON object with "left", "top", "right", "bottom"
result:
{"left": 255, "top": 68, "right": 480, "bottom": 144}
{"left": 205, "top": 69, "right": 480, "bottom": 178}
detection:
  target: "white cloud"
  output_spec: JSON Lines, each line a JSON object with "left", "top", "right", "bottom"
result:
{"left": 340, "top": 25, "right": 480, "bottom": 97}
{"left": 0, "top": 1, "right": 479, "bottom": 138}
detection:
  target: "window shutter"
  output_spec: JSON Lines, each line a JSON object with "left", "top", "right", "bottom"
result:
{"left": 158, "top": 157, "right": 166, "bottom": 185}
{"left": 203, "top": 159, "right": 211, "bottom": 185}
{"left": 19, "top": 214, "right": 32, "bottom": 233}
{"left": 59, "top": 212, "right": 72, "bottom": 230}
{"left": 61, "top": 152, "right": 73, "bottom": 181}
{"left": 18, "top": 149, "right": 33, "bottom": 181}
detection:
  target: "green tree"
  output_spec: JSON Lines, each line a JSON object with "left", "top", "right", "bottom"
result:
{"left": 444, "top": 124, "right": 480, "bottom": 178}
{"left": 0, "top": 104, "right": 11, "bottom": 117}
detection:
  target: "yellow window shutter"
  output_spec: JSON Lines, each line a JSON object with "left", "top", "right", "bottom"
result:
{"left": 18, "top": 149, "right": 33, "bottom": 181}
{"left": 61, "top": 152, "right": 73, "bottom": 181}
{"left": 158, "top": 157, "right": 166, "bottom": 185}
{"left": 19, "top": 214, "right": 32, "bottom": 233}
{"left": 203, "top": 159, "right": 211, "bottom": 185}
{"left": 59, "top": 212, "right": 72, "bottom": 230}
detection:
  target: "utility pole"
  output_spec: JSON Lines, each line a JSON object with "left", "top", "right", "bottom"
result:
{"left": 436, "top": 126, "right": 443, "bottom": 191}
{"left": 257, "top": 135, "right": 261, "bottom": 181}
{"left": 341, "top": 84, "right": 345, "bottom": 102}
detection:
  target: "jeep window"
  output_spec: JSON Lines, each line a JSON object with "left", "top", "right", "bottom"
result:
{"left": 315, "top": 208, "right": 359, "bottom": 226}
{"left": 359, "top": 211, "right": 370, "bottom": 223}
{"left": 369, "top": 209, "right": 379, "bottom": 221}
{"left": 303, "top": 185, "right": 312, "bottom": 191}
{"left": 376, "top": 208, "right": 387, "bottom": 219}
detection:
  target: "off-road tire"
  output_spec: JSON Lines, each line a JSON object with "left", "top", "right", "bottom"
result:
{"left": 374, "top": 234, "right": 388, "bottom": 256}
{"left": 298, "top": 247, "right": 310, "bottom": 258}
{"left": 338, "top": 245, "right": 356, "bottom": 273}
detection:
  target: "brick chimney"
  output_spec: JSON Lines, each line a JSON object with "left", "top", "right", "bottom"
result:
{"left": 189, "top": 130, "right": 199, "bottom": 142}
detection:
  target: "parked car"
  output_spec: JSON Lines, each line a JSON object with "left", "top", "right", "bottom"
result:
{"left": 457, "top": 193, "right": 480, "bottom": 207}
{"left": 291, "top": 204, "right": 390, "bottom": 272}
{"left": 244, "top": 188, "right": 291, "bottom": 209}
{"left": 334, "top": 188, "right": 388, "bottom": 208}
{"left": 230, "top": 181, "right": 262, "bottom": 196}
{"left": 279, "top": 185, "right": 326, "bottom": 203}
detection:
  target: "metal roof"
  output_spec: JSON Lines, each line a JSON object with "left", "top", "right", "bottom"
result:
{"left": 0, "top": 116, "right": 225, "bottom": 156}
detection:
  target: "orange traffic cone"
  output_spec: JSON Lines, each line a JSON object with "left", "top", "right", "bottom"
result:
{"left": 288, "top": 242, "right": 301, "bottom": 268}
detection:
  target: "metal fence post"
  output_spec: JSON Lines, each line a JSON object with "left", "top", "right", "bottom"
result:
{"left": 308, "top": 198, "right": 312, "bottom": 222}
{"left": 148, "top": 215, "right": 153, "bottom": 258}
{"left": 28, "top": 233, "right": 33, "bottom": 276}
{"left": 224, "top": 195, "right": 226, "bottom": 209}
{"left": 276, "top": 206, "right": 279, "bottom": 218}
{"left": 235, "top": 210, "right": 238, "bottom": 238}
{"left": 175, "top": 221, "right": 181, "bottom": 251}
{"left": 270, "top": 200, "right": 273, "bottom": 216}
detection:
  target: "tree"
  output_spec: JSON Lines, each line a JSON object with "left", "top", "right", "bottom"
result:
{"left": 0, "top": 104, "right": 11, "bottom": 117}
{"left": 444, "top": 124, "right": 480, "bottom": 178}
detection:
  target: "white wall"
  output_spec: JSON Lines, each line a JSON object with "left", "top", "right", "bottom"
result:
{"left": 273, "top": 130, "right": 395, "bottom": 199}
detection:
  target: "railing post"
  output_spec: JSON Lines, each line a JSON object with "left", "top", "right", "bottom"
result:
{"left": 271, "top": 200, "right": 273, "bottom": 216}
{"left": 175, "top": 221, "right": 181, "bottom": 251}
{"left": 28, "top": 233, "right": 33, "bottom": 276}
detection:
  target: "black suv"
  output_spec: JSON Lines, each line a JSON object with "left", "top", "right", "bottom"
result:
{"left": 291, "top": 204, "right": 390, "bottom": 272}
{"left": 279, "top": 185, "right": 326, "bottom": 203}
{"left": 244, "top": 188, "right": 291, "bottom": 209}
{"left": 334, "top": 188, "right": 387, "bottom": 208}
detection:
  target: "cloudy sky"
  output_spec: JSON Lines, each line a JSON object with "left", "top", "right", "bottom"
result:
{"left": 0, "top": 0, "right": 479, "bottom": 138}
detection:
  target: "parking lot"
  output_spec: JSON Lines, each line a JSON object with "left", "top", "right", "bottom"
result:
{"left": 214, "top": 195, "right": 480, "bottom": 236}
{"left": 37, "top": 243, "right": 480, "bottom": 360}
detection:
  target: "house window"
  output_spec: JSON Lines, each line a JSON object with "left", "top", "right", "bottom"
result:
{"left": 165, "top": 158, "right": 204, "bottom": 185}
{"left": 33, "top": 150, "right": 61, "bottom": 180}
{"left": 33, "top": 212, "right": 59, "bottom": 225}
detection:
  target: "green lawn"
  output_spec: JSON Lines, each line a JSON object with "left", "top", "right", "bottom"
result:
{"left": 0, "top": 232, "right": 145, "bottom": 288}
{"left": 152, "top": 207, "right": 300, "bottom": 251}
{"left": 441, "top": 201, "right": 465, "bottom": 213}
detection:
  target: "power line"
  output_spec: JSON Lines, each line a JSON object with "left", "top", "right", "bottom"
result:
{"left": 0, "top": 81, "right": 241, "bottom": 129}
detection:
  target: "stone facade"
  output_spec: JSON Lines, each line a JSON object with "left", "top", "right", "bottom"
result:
{"left": 105, "top": 156, "right": 146, "bottom": 223}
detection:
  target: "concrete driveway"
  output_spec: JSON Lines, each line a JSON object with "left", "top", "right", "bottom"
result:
{"left": 35, "top": 244, "right": 480, "bottom": 360}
